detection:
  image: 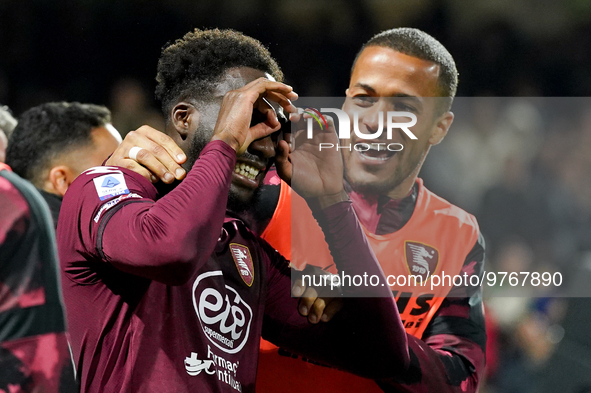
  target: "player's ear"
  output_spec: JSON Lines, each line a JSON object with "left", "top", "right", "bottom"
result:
{"left": 46, "top": 165, "right": 76, "bottom": 197}
{"left": 429, "top": 111, "right": 454, "bottom": 146}
{"left": 171, "top": 102, "right": 199, "bottom": 141}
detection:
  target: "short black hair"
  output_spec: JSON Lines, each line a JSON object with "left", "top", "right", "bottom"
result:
{"left": 6, "top": 102, "right": 111, "bottom": 186}
{"left": 155, "top": 28, "right": 283, "bottom": 116}
{"left": 355, "top": 28, "right": 458, "bottom": 111}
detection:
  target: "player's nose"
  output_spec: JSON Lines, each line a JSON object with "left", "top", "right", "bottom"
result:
{"left": 360, "top": 107, "right": 386, "bottom": 139}
{"left": 248, "top": 135, "right": 276, "bottom": 160}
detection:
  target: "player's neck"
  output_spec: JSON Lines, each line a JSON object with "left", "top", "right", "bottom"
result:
{"left": 386, "top": 172, "right": 418, "bottom": 200}
{"left": 386, "top": 155, "right": 425, "bottom": 200}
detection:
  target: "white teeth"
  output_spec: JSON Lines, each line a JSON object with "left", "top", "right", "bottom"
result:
{"left": 234, "top": 163, "right": 260, "bottom": 180}
{"left": 359, "top": 151, "right": 391, "bottom": 161}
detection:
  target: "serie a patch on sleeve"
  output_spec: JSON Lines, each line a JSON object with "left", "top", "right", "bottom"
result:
{"left": 93, "top": 172, "right": 130, "bottom": 201}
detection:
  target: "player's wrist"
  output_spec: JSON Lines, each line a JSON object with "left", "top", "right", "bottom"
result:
{"left": 211, "top": 131, "right": 241, "bottom": 153}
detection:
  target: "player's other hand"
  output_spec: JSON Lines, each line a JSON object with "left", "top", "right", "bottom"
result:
{"left": 291, "top": 265, "right": 343, "bottom": 324}
{"left": 211, "top": 78, "right": 297, "bottom": 155}
{"left": 283, "top": 110, "right": 344, "bottom": 203}
{"left": 106, "top": 125, "right": 187, "bottom": 184}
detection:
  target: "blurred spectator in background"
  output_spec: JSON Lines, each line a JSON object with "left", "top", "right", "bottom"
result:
{"left": 5, "top": 102, "right": 121, "bottom": 226}
{"left": 424, "top": 98, "right": 543, "bottom": 212}
{"left": 109, "top": 78, "right": 164, "bottom": 138}
{"left": 0, "top": 105, "right": 17, "bottom": 162}
{"left": 0, "top": 163, "right": 77, "bottom": 393}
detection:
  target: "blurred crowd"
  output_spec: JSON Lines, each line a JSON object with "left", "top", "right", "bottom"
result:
{"left": 423, "top": 98, "right": 591, "bottom": 393}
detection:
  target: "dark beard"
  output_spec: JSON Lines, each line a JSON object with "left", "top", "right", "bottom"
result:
{"left": 187, "top": 126, "right": 262, "bottom": 214}
{"left": 185, "top": 123, "right": 210, "bottom": 169}
{"left": 227, "top": 183, "right": 263, "bottom": 214}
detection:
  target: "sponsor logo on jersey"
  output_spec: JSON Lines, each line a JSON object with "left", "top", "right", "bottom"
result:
{"left": 185, "top": 346, "right": 243, "bottom": 391}
{"left": 229, "top": 244, "right": 254, "bottom": 287}
{"left": 184, "top": 352, "right": 215, "bottom": 376}
{"left": 93, "top": 172, "right": 129, "bottom": 201}
{"left": 404, "top": 241, "right": 439, "bottom": 281}
{"left": 192, "top": 271, "right": 253, "bottom": 354}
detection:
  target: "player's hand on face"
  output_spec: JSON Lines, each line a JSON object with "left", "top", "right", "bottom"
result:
{"left": 283, "top": 111, "right": 343, "bottom": 199}
{"left": 106, "top": 125, "right": 187, "bottom": 184}
{"left": 211, "top": 78, "right": 297, "bottom": 155}
{"left": 275, "top": 127, "right": 292, "bottom": 185}
{"left": 291, "top": 266, "right": 343, "bottom": 324}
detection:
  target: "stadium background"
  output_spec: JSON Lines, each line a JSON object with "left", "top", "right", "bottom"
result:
{"left": 2, "top": 0, "right": 591, "bottom": 392}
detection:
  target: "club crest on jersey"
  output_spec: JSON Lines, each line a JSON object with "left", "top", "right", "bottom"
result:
{"left": 404, "top": 241, "right": 439, "bottom": 281}
{"left": 230, "top": 243, "right": 254, "bottom": 287}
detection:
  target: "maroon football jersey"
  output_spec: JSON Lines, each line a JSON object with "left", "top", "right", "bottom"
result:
{"left": 57, "top": 142, "right": 278, "bottom": 392}
{"left": 57, "top": 141, "right": 408, "bottom": 393}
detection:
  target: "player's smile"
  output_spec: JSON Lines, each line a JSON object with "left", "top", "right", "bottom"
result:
{"left": 353, "top": 137, "right": 401, "bottom": 166}
{"left": 232, "top": 157, "right": 267, "bottom": 189}
{"left": 346, "top": 131, "right": 405, "bottom": 173}
{"left": 358, "top": 147, "right": 397, "bottom": 162}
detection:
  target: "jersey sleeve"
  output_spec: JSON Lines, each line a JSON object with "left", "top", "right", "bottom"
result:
{"left": 261, "top": 200, "right": 410, "bottom": 379}
{"left": 0, "top": 172, "right": 77, "bottom": 393}
{"left": 0, "top": 178, "right": 32, "bottom": 309}
{"left": 376, "top": 233, "right": 487, "bottom": 393}
{"left": 58, "top": 140, "right": 236, "bottom": 286}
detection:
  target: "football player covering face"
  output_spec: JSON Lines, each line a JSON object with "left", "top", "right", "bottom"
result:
{"left": 111, "top": 70, "right": 295, "bottom": 215}
{"left": 342, "top": 45, "right": 454, "bottom": 199}
{"left": 168, "top": 67, "right": 286, "bottom": 214}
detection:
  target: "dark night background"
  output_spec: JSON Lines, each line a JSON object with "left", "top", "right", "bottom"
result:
{"left": 2, "top": 0, "right": 591, "bottom": 115}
